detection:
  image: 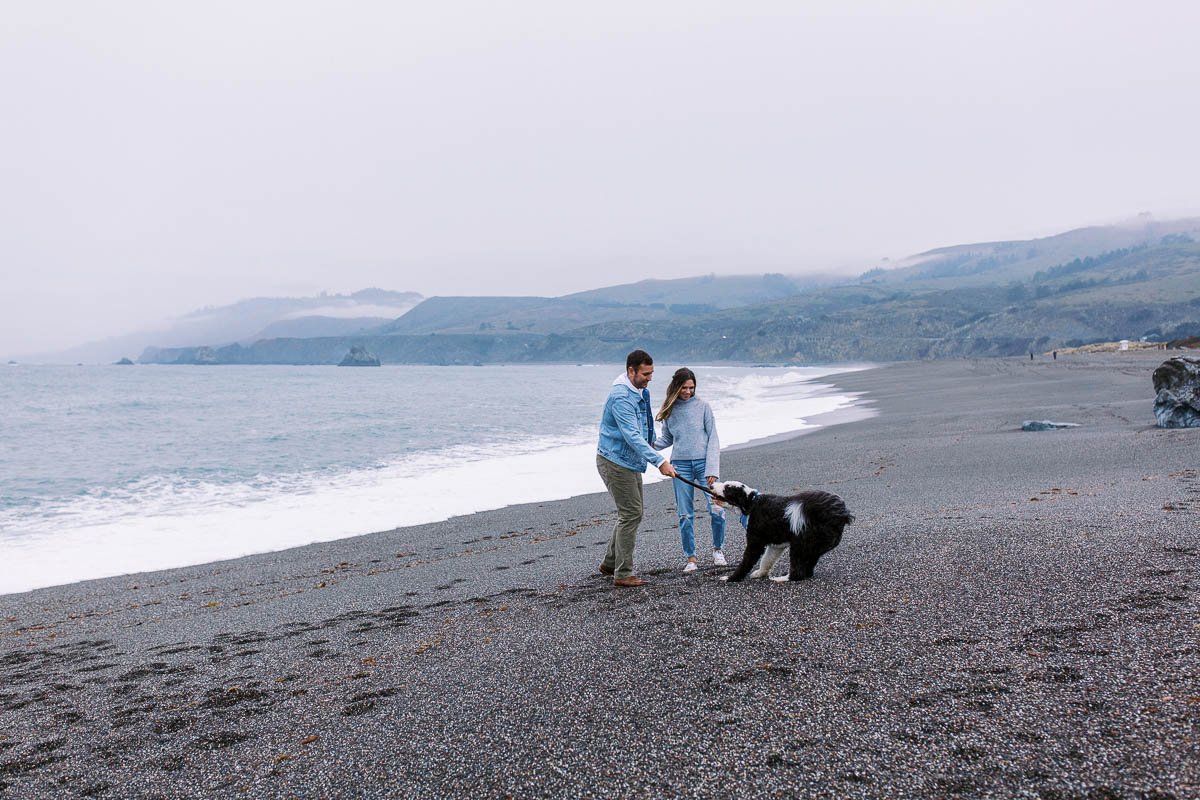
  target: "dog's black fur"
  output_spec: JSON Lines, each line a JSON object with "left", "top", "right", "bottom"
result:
{"left": 711, "top": 481, "right": 853, "bottom": 582}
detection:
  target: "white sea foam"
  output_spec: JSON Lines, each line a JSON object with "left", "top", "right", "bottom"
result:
{"left": 0, "top": 366, "right": 871, "bottom": 594}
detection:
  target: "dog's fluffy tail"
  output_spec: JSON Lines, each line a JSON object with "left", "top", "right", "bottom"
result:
{"left": 797, "top": 490, "right": 854, "bottom": 528}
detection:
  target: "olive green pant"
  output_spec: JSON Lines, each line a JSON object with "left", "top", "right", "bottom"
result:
{"left": 596, "top": 454, "right": 644, "bottom": 579}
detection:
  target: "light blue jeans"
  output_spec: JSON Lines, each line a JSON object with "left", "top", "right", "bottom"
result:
{"left": 672, "top": 458, "right": 726, "bottom": 558}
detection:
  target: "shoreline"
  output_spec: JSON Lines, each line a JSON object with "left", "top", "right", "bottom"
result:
{"left": 724, "top": 392, "right": 878, "bottom": 452}
{"left": 0, "top": 364, "right": 871, "bottom": 598}
{"left": 2, "top": 352, "right": 1196, "bottom": 798}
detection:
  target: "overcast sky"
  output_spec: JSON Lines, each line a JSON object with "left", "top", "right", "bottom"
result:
{"left": 2, "top": 0, "right": 1198, "bottom": 355}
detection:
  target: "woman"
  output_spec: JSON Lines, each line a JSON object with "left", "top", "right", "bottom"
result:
{"left": 654, "top": 367, "right": 726, "bottom": 572}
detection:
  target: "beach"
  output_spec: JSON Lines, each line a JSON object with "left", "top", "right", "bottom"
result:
{"left": 1, "top": 353, "right": 1196, "bottom": 798}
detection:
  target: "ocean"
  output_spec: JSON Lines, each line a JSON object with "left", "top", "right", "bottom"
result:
{"left": 0, "top": 362, "right": 871, "bottom": 594}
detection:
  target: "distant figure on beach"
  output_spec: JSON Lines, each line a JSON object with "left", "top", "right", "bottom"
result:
{"left": 596, "top": 350, "right": 677, "bottom": 587}
{"left": 1053, "top": 351, "right": 1057, "bottom": 360}
{"left": 654, "top": 367, "right": 727, "bottom": 572}
{"left": 1030, "top": 352, "right": 1034, "bottom": 360}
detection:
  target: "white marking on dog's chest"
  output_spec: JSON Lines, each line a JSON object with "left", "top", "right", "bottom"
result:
{"left": 785, "top": 501, "right": 807, "bottom": 534}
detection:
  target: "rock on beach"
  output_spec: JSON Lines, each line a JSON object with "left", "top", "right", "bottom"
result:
{"left": 1153, "top": 355, "right": 1200, "bottom": 428}
{"left": 1021, "top": 419, "right": 1081, "bottom": 431}
{"left": 0, "top": 352, "right": 1196, "bottom": 799}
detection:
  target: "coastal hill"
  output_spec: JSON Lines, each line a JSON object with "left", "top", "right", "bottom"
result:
{"left": 139, "top": 217, "right": 1200, "bottom": 365}
{"left": 368, "top": 275, "right": 815, "bottom": 336}
{"left": 556, "top": 226, "right": 1200, "bottom": 363}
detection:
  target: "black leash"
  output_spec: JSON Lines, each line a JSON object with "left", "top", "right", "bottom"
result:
{"left": 673, "top": 473, "right": 719, "bottom": 497}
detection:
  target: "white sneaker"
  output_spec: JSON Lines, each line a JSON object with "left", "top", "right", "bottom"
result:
{"left": 683, "top": 560, "right": 698, "bottom": 573}
{"left": 712, "top": 550, "right": 727, "bottom": 566}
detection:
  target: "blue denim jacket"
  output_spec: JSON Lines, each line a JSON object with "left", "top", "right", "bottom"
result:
{"left": 596, "top": 375, "right": 664, "bottom": 473}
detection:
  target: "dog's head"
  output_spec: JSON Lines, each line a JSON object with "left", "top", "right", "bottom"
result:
{"left": 710, "top": 480, "right": 758, "bottom": 514}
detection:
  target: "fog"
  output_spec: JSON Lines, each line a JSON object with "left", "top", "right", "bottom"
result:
{"left": 2, "top": 0, "right": 1198, "bottom": 356}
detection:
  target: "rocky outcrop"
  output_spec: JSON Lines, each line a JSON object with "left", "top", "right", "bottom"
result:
{"left": 114, "top": 357, "right": 135, "bottom": 365}
{"left": 1021, "top": 420, "right": 1080, "bottom": 431}
{"left": 338, "top": 346, "right": 381, "bottom": 367}
{"left": 1152, "top": 356, "right": 1200, "bottom": 427}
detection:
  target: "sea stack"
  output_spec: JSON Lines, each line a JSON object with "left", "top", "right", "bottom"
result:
{"left": 338, "top": 345, "right": 381, "bottom": 367}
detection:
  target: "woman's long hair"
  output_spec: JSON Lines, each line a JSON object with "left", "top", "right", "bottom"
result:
{"left": 657, "top": 367, "right": 697, "bottom": 421}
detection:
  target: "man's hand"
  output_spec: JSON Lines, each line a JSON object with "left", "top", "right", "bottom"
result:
{"left": 706, "top": 475, "right": 717, "bottom": 488}
{"left": 658, "top": 461, "right": 677, "bottom": 478}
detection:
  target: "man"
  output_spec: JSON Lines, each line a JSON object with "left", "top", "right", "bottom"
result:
{"left": 596, "top": 349, "right": 677, "bottom": 587}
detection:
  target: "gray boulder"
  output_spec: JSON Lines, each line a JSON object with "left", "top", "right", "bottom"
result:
{"left": 1022, "top": 420, "right": 1081, "bottom": 431}
{"left": 1153, "top": 356, "right": 1200, "bottom": 428}
{"left": 338, "top": 345, "right": 381, "bottom": 367}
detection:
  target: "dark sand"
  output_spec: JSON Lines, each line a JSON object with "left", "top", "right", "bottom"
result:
{"left": 1, "top": 353, "right": 1197, "bottom": 799}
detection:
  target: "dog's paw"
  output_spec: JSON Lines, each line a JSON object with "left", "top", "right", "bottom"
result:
{"left": 770, "top": 575, "right": 791, "bottom": 583}
{"left": 718, "top": 575, "right": 730, "bottom": 582}
{"left": 750, "top": 570, "right": 768, "bottom": 580}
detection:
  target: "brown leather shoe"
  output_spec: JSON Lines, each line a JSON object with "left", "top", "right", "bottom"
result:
{"left": 598, "top": 563, "right": 614, "bottom": 576}
{"left": 613, "top": 576, "right": 647, "bottom": 588}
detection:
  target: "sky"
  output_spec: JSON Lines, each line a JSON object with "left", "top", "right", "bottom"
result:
{"left": 2, "top": 0, "right": 1199, "bottom": 356}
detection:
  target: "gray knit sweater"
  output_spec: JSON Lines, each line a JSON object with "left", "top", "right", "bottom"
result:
{"left": 653, "top": 397, "right": 721, "bottom": 477}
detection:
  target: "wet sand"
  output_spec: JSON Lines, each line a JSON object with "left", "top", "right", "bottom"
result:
{"left": 1, "top": 352, "right": 1197, "bottom": 798}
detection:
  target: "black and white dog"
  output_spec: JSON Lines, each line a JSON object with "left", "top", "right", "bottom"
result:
{"left": 710, "top": 481, "right": 854, "bottom": 582}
